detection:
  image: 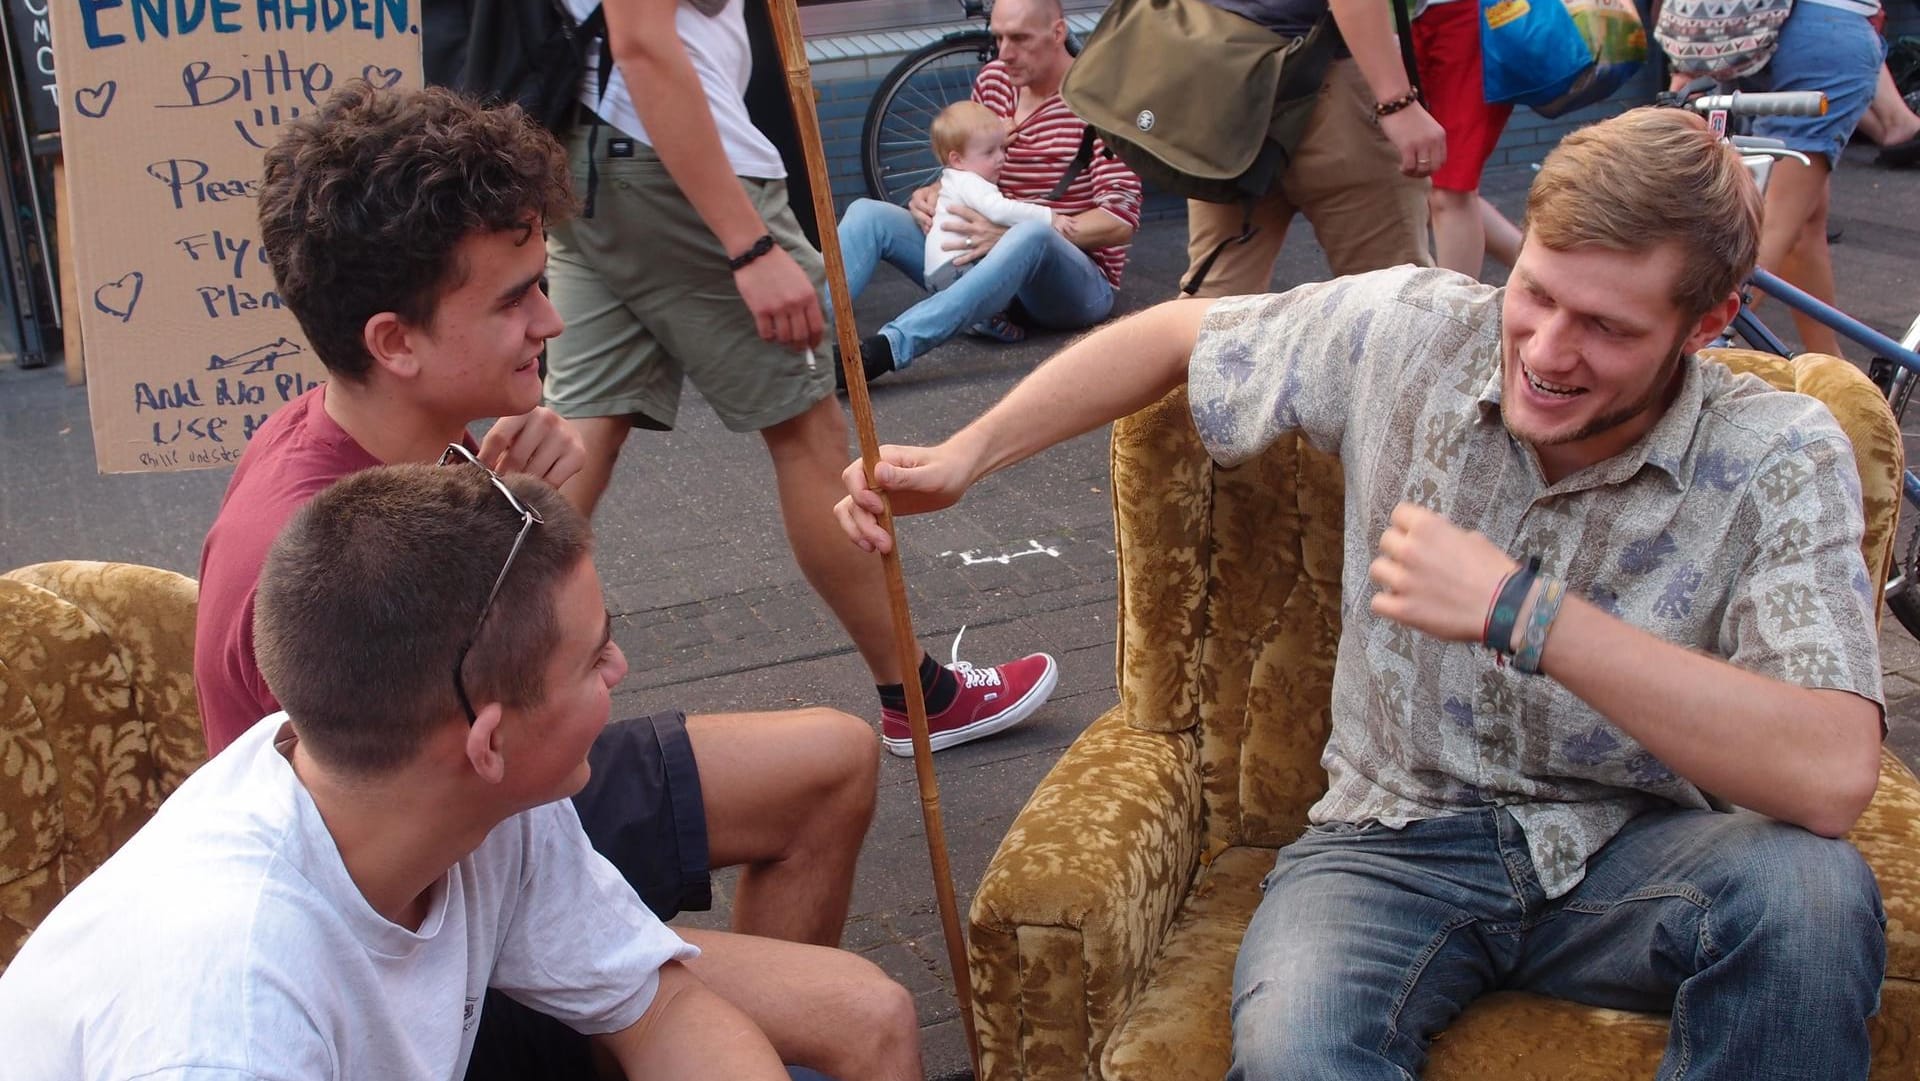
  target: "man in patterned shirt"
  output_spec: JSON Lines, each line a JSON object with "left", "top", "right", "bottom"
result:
{"left": 835, "top": 107, "right": 1888, "bottom": 1079}
{"left": 833, "top": 0, "right": 1143, "bottom": 382}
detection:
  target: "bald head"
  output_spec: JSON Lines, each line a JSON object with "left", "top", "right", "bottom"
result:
{"left": 990, "top": 0, "right": 1071, "bottom": 92}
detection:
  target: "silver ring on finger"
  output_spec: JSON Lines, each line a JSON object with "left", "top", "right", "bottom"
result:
{"left": 965, "top": 236, "right": 975, "bottom": 249}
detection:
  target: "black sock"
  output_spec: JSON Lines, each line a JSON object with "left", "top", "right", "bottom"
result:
{"left": 860, "top": 334, "right": 895, "bottom": 378}
{"left": 878, "top": 653, "right": 957, "bottom": 713}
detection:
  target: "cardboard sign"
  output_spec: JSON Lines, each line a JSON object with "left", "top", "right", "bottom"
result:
{"left": 49, "top": 0, "right": 420, "bottom": 473}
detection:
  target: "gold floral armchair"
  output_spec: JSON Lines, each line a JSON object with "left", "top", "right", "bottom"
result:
{"left": 0, "top": 561, "right": 203, "bottom": 970}
{"left": 967, "top": 350, "right": 1920, "bottom": 1080}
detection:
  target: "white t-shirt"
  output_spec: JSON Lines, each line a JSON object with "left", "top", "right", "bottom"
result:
{"left": 0, "top": 716, "right": 696, "bottom": 1081}
{"left": 924, "top": 167, "right": 1055, "bottom": 279}
{"left": 568, "top": 0, "right": 786, "bottom": 180}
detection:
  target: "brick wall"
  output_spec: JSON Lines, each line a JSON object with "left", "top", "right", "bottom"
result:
{"left": 811, "top": 59, "right": 888, "bottom": 211}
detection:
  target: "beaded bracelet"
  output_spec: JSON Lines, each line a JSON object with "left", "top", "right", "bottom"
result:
{"left": 1513, "top": 576, "right": 1568, "bottom": 674}
{"left": 1483, "top": 556, "right": 1540, "bottom": 655}
{"left": 1374, "top": 89, "right": 1421, "bottom": 118}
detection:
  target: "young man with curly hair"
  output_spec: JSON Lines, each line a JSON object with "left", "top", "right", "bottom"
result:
{"left": 3, "top": 463, "right": 815, "bottom": 1079}
{"left": 191, "top": 84, "right": 916, "bottom": 1080}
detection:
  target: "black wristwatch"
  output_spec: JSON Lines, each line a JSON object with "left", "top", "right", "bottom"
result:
{"left": 728, "top": 234, "right": 776, "bottom": 272}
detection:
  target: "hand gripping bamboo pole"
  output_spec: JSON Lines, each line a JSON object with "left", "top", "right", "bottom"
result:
{"left": 762, "top": 0, "right": 982, "bottom": 1072}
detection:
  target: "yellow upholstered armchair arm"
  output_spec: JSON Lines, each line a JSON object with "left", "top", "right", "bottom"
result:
{"left": 968, "top": 706, "right": 1205, "bottom": 1081}
{"left": 1, "top": 560, "right": 201, "bottom": 970}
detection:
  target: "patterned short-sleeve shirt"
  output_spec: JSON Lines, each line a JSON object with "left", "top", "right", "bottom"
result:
{"left": 1189, "top": 266, "right": 1883, "bottom": 898}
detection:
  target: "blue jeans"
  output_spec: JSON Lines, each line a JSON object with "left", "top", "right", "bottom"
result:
{"left": 835, "top": 198, "right": 1114, "bottom": 368}
{"left": 1230, "top": 808, "right": 1885, "bottom": 1080}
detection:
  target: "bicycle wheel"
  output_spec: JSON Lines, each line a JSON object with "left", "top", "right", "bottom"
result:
{"left": 1883, "top": 364, "right": 1920, "bottom": 638}
{"left": 861, "top": 32, "right": 996, "bottom": 205}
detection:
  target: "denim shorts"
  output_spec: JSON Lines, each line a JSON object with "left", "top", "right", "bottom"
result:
{"left": 1739, "top": 1, "right": 1885, "bottom": 169}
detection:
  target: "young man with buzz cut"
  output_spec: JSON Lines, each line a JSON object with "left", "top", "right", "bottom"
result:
{"left": 192, "top": 83, "right": 917, "bottom": 1080}
{"left": 838, "top": 107, "right": 1888, "bottom": 1079}
{"left": 0, "top": 462, "right": 843, "bottom": 1080}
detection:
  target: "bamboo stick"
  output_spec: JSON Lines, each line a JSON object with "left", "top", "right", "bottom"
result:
{"left": 761, "top": 1, "right": 982, "bottom": 1073}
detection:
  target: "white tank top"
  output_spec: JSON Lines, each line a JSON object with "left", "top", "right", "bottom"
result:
{"left": 566, "top": 0, "right": 787, "bottom": 180}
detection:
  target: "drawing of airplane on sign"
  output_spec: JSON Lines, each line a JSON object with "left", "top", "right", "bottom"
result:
{"left": 208, "top": 337, "right": 303, "bottom": 375}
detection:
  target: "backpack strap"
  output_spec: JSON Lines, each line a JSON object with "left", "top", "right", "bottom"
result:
{"left": 1392, "top": 0, "right": 1422, "bottom": 100}
{"left": 1179, "top": 198, "right": 1257, "bottom": 296}
{"left": 1045, "top": 125, "right": 1097, "bottom": 201}
{"left": 582, "top": 5, "right": 613, "bottom": 218}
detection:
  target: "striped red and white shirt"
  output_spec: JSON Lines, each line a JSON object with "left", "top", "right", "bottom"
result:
{"left": 972, "top": 61, "right": 1143, "bottom": 288}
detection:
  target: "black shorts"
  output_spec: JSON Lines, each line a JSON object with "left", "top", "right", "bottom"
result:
{"left": 464, "top": 712, "right": 711, "bottom": 1081}
{"left": 573, "top": 710, "right": 713, "bottom": 918}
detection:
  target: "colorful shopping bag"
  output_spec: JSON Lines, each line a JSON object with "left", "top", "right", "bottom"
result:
{"left": 1481, "top": 0, "right": 1595, "bottom": 107}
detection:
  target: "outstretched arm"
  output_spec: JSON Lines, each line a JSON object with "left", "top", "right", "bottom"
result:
{"left": 947, "top": 171, "right": 1056, "bottom": 229}
{"left": 836, "top": 298, "right": 1213, "bottom": 552}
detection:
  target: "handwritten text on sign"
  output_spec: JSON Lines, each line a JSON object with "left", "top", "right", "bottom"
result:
{"left": 50, "top": 0, "right": 418, "bottom": 472}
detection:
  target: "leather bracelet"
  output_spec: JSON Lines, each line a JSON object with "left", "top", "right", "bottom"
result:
{"left": 1513, "top": 576, "right": 1568, "bottom": 675}
{"left": 1374, "top": 89, "right": 1421, "bottom": 118}
{"left": 1483, "top": 556, "right": 1540, "bottom": 655}
{"left": 727, "top": 233, "right": 776, "bottom": 272}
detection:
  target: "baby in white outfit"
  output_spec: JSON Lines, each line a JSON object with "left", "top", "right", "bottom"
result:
{"left": 924, "top": 100, "right": 1076, "bottom": 292}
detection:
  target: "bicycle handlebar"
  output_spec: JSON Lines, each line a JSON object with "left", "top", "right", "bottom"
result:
{"left": 1686, "top": 91, "right": 1828, "bottom": 118}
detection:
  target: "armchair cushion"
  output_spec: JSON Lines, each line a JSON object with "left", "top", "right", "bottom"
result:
{"left": 0, "top": 562, "right": 201, "bottom": 970}
{"left": 1101, "top": 748, "right": 1920, "bottom": 1081}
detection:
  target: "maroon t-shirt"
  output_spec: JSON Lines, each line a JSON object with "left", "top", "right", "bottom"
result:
{"left": 194, "top": 385, "right": 380, "bottom": 753}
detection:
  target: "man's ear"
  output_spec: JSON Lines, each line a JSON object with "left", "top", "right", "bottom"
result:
{"left": 363, "top": 310, "right": 424, "bottom": 380}
{"left": 1684, "top": 291, "right": 1744, "bottom": 355}
{"left": 464, "top": 702, "right": 508, "bottom": 785}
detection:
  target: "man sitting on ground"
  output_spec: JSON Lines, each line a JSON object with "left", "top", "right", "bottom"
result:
{"left": 834, "top": 0, "right": 1142, "bottom": 382}
{"left": 193, "top": 83, "right": 915, "bottom": 1080}
{"left": 0, "top": 463, "right": 807, "bottom": 1080}
{"left": 838, "top": 107, "right": 1887, "bottom": 1078}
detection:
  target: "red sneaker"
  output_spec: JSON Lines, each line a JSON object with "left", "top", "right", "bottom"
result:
{"left": 881, "top": 650, "right": 1059, "bottom": 757}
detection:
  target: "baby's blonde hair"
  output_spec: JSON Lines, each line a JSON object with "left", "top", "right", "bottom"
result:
{"left": 931, "top": 101, "right": 1003, "bottom": 166}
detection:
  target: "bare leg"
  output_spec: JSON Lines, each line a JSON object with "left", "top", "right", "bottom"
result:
{"left": 1755, "top": 155, "right": 1844, "bottom": 357}
{"left": 680, "top": 928, "right": 923, "bottom": 1081}
{"left": 1428, "top": 186, "right": 1486, "bottom": 278}
{"left": 1478, "top": 195, "right": 1523, "bottom": 269}
{"left": 1860, "top": 64, "right": 1920, "bottom": 148}
{"left": 558, "top": 414, "right": 633, "bottom": 517}
{"left": 688, "top": 708, "right": 878, "bottom": 945}
{"left": 761, "top": 397, "right": 908, "bottom": 684}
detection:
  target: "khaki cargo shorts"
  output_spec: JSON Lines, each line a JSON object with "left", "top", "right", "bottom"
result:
{"left": 543, "top": 129, "right": 832, "bottom": 432}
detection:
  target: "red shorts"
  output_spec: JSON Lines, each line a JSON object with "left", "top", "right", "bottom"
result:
{"left": 1412, "top": 0, "right": 1515, "bottom": 193}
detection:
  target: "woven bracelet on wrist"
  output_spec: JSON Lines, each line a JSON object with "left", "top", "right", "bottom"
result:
{"left": 727, "top": 233, "right": 775, "bottom": 272}
{"left": 1483, "top": 555, "right": 1540, "bottom": 654}
{"left": 1513, "top": 577, "right": 1568, "bottom": 675}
